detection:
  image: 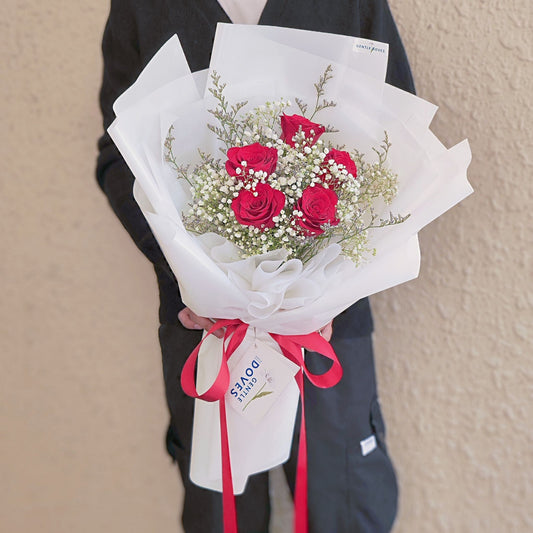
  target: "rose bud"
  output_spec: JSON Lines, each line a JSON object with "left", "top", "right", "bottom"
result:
{"left": 280, "top": 114, "right": 326, "bottom": 148}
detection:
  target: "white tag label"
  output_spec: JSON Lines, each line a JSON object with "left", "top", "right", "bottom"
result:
{"left": 226, "top": 335, "right": 299, "bottom": 424}
{"left": 352, "top": 38, "right": 387, "bottom": 55}
{"left": 360, "top": 435, "right": 377, "bottom": 456}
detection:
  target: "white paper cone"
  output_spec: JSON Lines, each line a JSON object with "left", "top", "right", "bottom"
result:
{"left": 190, "top": 331, "right": 300, "bottom": 494}
{"left": 110, "top": 24, "right": 473, "bottom": 493}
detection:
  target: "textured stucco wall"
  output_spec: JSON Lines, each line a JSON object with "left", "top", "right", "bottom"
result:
{"left": 375, "top": 2, "right": 532, "bottom": 531}
{"left": 1, "top": 1, "right": 531, "bottom": 532}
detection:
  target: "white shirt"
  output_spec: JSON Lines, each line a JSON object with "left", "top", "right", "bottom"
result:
{"left": 217, "top": 0, "right": 269, "bottom": 25}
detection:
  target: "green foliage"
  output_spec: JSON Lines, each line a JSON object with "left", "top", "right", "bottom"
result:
{"left": 163, "top": 68, "right": 408, "bottom": 265}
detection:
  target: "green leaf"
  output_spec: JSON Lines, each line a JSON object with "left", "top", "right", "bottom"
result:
{"left": 253, "top": 391, "right": 273, "bottom": 400}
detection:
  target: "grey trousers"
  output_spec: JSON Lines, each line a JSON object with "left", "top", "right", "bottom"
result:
{"left": 159, "top": 301, "right": 398, "bottom": 533}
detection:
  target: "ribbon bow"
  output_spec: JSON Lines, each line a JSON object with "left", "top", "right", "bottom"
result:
{"left": 181, "top": 319, "right": 342, "bottom": 533}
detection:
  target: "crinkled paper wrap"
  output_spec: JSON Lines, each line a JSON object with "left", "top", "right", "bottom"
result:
{"left": 108, "top": 24, "right": 473, "bottom": 494}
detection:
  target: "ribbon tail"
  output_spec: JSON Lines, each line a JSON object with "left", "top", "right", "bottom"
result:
{"left": 220, "top": 399, "right": 238, "bottom": 533}
{"left": 293, "top": 370, "right": 308, "bottom": 533}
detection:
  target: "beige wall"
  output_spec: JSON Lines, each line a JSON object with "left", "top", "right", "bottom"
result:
{"left": 1, "top": 1, "right": 531, "bottom": 532}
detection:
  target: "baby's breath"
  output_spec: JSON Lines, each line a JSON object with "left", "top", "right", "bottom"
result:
{"left": 164, "top": 69, "right": 408, "bottom": 265}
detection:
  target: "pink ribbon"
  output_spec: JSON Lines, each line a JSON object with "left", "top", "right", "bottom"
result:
{"left": 180, "top": 319, "right": 343, "bottom": 533}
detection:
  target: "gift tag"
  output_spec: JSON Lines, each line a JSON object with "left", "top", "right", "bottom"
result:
{"left": 226, "top": 333, "right": 299, "bottom": 424}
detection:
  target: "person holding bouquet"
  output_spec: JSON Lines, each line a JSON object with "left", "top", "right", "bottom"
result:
{"left": 96, "top": 1, "right": 415, "bottom": 532}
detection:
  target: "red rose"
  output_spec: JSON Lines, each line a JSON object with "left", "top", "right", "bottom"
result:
{"left": 318, "top": 148, "right": 358, "bottom": 189}
{"left": 231, "top": 183, "right": 285, "bottom": 229}
{"left": 295, "top": 184, "right": 339, "bottom": 235}
{"left": 324, "top": 148, "right": 357, "bottom": 178}
{"left": 280, "top": 114, "right": 326, "bottom": 147}
{"left": 225, "top": 143, "right": 278, "bottom": 178}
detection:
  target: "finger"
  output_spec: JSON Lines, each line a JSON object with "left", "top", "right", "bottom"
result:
{"left": 178, "top": 308, "right": 224, "bottom": 339}
{"left": 319, "top": 321, "right": 333, "bottom": 342}
{"left": 209, "top": 318, "right": 225, "bottom": 338}
{"left": 188, "top": 310, "right": 214, "bottom": 330}
{"left": 188, "top": 311, "right": 224, "bottom": 338}
{"left": 177, "top": 308, "right": 202, "bottom": 330}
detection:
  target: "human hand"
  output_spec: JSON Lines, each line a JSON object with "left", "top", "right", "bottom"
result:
{"left": 318, "top": 320, "right": 333, "bottom": 342}
{"left": 178, "top": 307, "right": 224, "bottom": 339}
{"left": 178, "top": 308, "right": 332, "bottom": 342}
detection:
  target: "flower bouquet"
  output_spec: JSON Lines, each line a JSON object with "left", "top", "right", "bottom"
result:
{"left": 108, "top": 23, "right": 472, "bottom": 532}
{"left": 166, "top": 65, "right": 407, "bottom": 266}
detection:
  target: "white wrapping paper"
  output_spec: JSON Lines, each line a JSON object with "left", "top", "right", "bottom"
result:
{"left": 108, "top": 24, "right": 473, "bottom": 494}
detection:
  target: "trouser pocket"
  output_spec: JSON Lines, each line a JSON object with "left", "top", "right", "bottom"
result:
{"left": 346, "top": 396, "right": 398, "bottom": 533}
